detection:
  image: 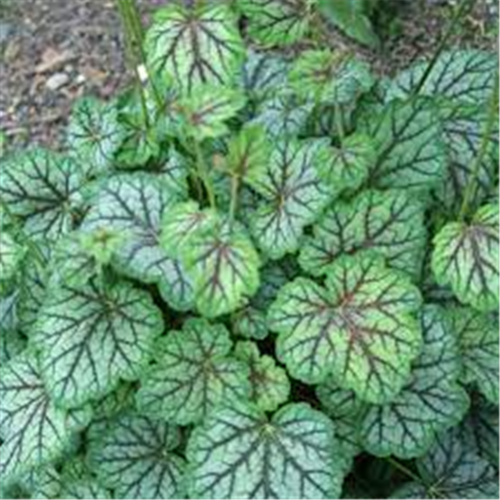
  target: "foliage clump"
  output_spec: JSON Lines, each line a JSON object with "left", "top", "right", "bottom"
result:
{"left": 0, "top": 2, "right": 498, "bottom": 499}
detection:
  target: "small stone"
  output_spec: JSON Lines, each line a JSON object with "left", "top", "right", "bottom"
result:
{"left": 45, "top": 73, "right": 70, "bottom": 91}
{"left": 75, "top": 74, "right": 86, "bottom": 85}
{"left": 0, "top": 22, "right": 14, "bottom": 45}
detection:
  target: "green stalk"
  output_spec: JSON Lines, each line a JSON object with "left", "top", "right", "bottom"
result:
{"left": 228, "top": 173, "right": 239, "bottom": 229}
{"left": 116, "top": 0, "right": 163, "bottom": 113}
{"left": 117, "top": 0, "right": 150, "bottom": 127}
{"left": 193, "top": 139, "right": 216, "bottom": 209}
{"left": 458, "top": 72, "right": 499, "bottom": 221}
{"left": 334, "top": 101, "right": 345, "bottom": 142}
{"left": 412, "top": 0, "right": 474, "bottom": 96}
{"left": 385, "top": 457, "right": 422, "bottom": 484}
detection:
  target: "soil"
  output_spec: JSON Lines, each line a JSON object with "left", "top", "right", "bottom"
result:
{"left": 0, "top": 0, "right": 497, "bottom": 150}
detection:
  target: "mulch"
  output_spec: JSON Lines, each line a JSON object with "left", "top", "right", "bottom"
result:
{"left": 0, "top": 0, "right": 496, "bottom": 150}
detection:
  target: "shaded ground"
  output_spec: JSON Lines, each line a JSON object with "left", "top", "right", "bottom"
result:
{"left": 0, "top": 0, "right": 497, "bottom": 150}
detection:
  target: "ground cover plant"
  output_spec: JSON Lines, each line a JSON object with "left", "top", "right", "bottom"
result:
{"left": 0, "top": 0, "right": 499, "bottom": 498}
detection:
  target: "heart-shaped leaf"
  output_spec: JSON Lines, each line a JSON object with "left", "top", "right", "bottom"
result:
{"left": 299, "top": 189, "right": 427, "bottom": 279}
{"left": 178, "top": 86, "right": 246, "bottom": 139}
{"left": 289, "top": 51, "right": 374, "bottom": 105}
{"left": 238, "top": 0, "right": 313, "bottom": 47}
{"left": 0, "top": 149, "right": 85, "bottom": 241}
{"left": 432, "top": 203, "right": 499, "bottom": 312}
{"left": 241, "top": 49, "right": 290, "bottom": 102}
{"left": 145, "top": 4, "right": 245, "bottom": 93}
{"left": 250, "top": 92, "right": 313, "bottom": 139}
{"left": 391, "top": 427, "right": 499, "bottom": 499}
{"left": 67, "top": 97, "right": 125, "bottom": 175}
{"left": 250, "top": 139, "right": 331, "bottom": 259}
{"left": 0, "top": 351, "right": 74, "bottom": 484}
{"left": 33, "top": 279, "right": 163, "bottom": 408}
{"left": 269, "top": 253, "right": 422, "bottom": 403}
{"left": 187, "top": 402, "right": 345, "bottom": 499}
{"left": 315, "top": 134, "right": 377, "bottom": 196}
{"left": 182, "top": 222, "right": 261, "bottom": 317}
{"left": 82, "top": 174, "right": 194, "bottom": 311}
{"left": 137, "top": 318, "right": 250, "bottom": 426}
{"left": 235, "top": 341, "right": 290, "bottom": 412}
{"left": 387, "top": 50, "right": 497, "bottom": 105}
{"left": 88, "top": 412, "right": 186, "bottom": 499}
{"left": 224, "top": 124, "right": 271, "bottom": 189}
{"left": 359, "top": 306, "right": 470, "bottom": 459}
{"left": 160, "top": 201, "right": 219, "bottom": 259}
{"left": 361, "top": 97, "right": 447, "bottom": 190}
{"left": 447, "top": 307, "right": 499, "bottom": 405}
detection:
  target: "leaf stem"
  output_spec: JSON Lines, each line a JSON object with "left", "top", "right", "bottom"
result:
{"left": 228, "top": 173, "right": 239, "bottom": 230}
{"left": 193, "top": 139, "right": 216, "bottom": 209}
{"left": 116, "top": 0, "right": 164, "bottom": 114}
{"left": 385, "top": 457, "right": 422, "bottom": 484}
{"left": 412, "top": 0, "right": 474, "bottom": 96}
{"left": 334, "top": 101, "right": 345, "bottom": 142}
{"left": 458, "top": 71, "right": 499, "bottom": 221}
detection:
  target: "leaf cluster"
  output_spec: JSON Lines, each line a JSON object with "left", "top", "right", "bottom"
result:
{"left": 0, "top": 3, "right": 498, "bottom": 499}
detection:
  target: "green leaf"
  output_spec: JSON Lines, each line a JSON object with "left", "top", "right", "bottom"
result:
{"left": 158, "top": 147, "right": 190, "bottom": 199}
{"left": 49, "top": 232, "right": 117, "bottom": 288}
{"left": 289, "top": 51, "right": 374, "bottom": 105}
{"left": 137, "top": 318, "right": 250, "bottom": 426}
{"left": 461, "top": 393, "right": 499, "bottom": 466}
{"left": 178, "top": 86, "right": 246, "bottom": 139}
{"left": 431, "top": 203, "right": 499, "bottom": 312}
{"left": 232, "top": 261, "right": 293, "bottom": 340}
{"left": 317, "top": 0, "right": 379, "bottom": 47}
{"left": 82, "top": 174, "right": 194, "bottom": 311}
{"left": 235, "top": 341, "right": 290, "bottom": 412}
{"left": 250, "top": 139, "right": 331, "bottom": 260}
{"left": 241, "top": 49, "right": 290, "bottom": 102}
{"left": 19, "top": 465, "right": 62, "bottom": 500}
{"left": 224, "top": 125, "right": 271, "bottom": 189}
{"left": 232, "top": 306, "right": 269, "bottom": 340}
{"left": 360, "top": 305, "right": 470, "bottom": 459}
{"left": 0, "top": 232, "right": 24, "bottom": 284}
{"left": 0, "top": 149, "right": 85, "bottom": 240}
{"left": 387, "top": 50, "right": 497, "bottom": 105}
{"left": 67, "top": 97, "right": 125, "bottom": 175}
{"left": 315, "top": 134, "right": 377, "bottom": 195}
{"left": 183, "top": 222, "right": 261, "bottom": 317}
{"left": 392, "top": 428, "right": 499, "bottom": 499}
{"left": 0, "top": 351, "right": 74, "bottom": 484}
{"left": 447, "top": 307, "right": 498, "bottom": 405}
{"left": 88, "top": 412, "right": 186, "bottom": 499}
{"left": 238, "top": 0, "right": 314, "bottom": 47}
{"left": 187, "top": 402, "right": 345, "bottom": 499}
{"left": 160, "top": 201, "right": 219, "bottom": 259}
{"left": 33, "top": 279, "right": 163, "bottom": 408}
{"left": 269, "top": 253, "right": 422, "bottom": 403}
{"left": 59, "top": 479, "right": 110, "bottom": 499}
{"left": 316, "top": 381, "right": 364, "bottom": 469}
{"left": 299, "top": 189, "right": 427, "bottom": 279}
{"left": 115, "top": 97, "right": 161, "bottom": 169}
{"left": 361, "top": 97, "right": 447, "bottom": 190}
{"left": 435, "top": 104, "right": 498, "bottom": 213}
{"left": 145, "top": 4, "right": 245, "bottom": 93}
{"left": 0, "top": 294, "right": 25, "bottom": 364}
{"left": 17, "top": 243, "right": 52, "bottom": 335}
{"left": 250, "top": 92, "right": 313, "bottom": 139}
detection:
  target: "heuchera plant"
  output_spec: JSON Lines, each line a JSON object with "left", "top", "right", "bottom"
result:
{"left": 0, "top": 2, "right": 499, "bottom": 499}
